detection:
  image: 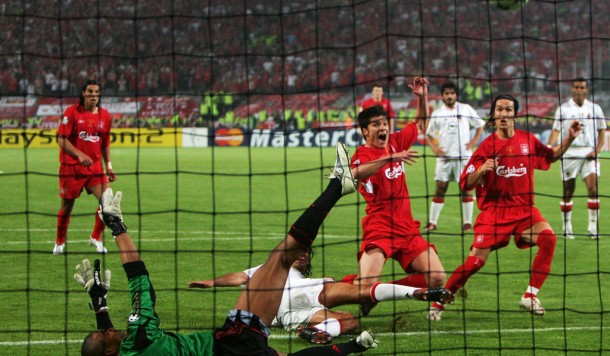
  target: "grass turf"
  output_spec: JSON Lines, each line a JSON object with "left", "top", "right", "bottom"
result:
{"left": 0, "top": 146, "right": 608, "bottom": 355}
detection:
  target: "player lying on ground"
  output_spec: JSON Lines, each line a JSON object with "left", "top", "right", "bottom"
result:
{"left": 75, "top": 143, "right": 380, "bottom": 355}
{"left": 189, "top": 248, "right": 453, "bottom": 344}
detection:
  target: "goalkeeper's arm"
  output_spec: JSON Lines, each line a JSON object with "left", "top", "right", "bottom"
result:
{"left": 99, "top": 189, "right": 140, "bottom": 264}
{"left": 74, "top": 259, "right": 115, "bottom": 330}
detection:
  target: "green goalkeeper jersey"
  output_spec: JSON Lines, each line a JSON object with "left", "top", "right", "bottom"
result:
{"left": 120, "top": 262, "right": 214, "bottom": 355}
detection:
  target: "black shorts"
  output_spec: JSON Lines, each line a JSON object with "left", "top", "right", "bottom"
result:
{"left": 213, "top": 311, "right": 279, "bottom": 356}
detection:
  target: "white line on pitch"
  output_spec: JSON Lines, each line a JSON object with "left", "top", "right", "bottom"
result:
{"left": 1, "top": 325, "right": 608, "bottom": 347}
{"left": 4, "top": 229, "right": 355, "bottom": 245}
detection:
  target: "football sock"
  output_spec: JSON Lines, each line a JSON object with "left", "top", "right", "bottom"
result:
{"left": 525, "top": 286, "right": 540, "bottom": 296}
{"left": 560, "top": 201, "right": 573, "bottom": 226}
{"left": 91, "top": 206, "right": 105, "bottom": 240}
{"left": 339, "top": 274, "right": 358, "bottom": 284}
{"left": 56, "top": 209, "right": 70, "bottom": 244}
{"left": 392, "top": 273, "right": 427, "bottom": 288}
{"left": 429, "top": 197, "right": 444, "bottom": 225}
{"left": 445, "top": 256, "right": 485, "bottom": 293}
{"left": 530, "top": 229, "right": 556, "bottom": 290}
{"left": 313, "top": 318, "right": 341, "bottom": 337}
{"left": 588, "top": 199, "right": 600, "bottom": 230}
{"left": 462, "top": 196, "right": 474, "bottom": 225}
{"left": 289, "top": 179, "right": 342, "bottom": 247}
{"left": 372, "top": 283, "right": 419, "bottom": 301}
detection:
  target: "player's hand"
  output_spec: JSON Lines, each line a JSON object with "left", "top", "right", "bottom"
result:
{"left": 106, "top": 169, "right": 117, "bottom": 182}
{"left": 389, "top": 150, "right": 419, "bottom": 165}
{"left": 99, "top": 189, "right": 128, "bottom": 236}
{"left": 413, "top": 287, "right": 454, "bottom": 304}
{"left": 465, "top": 139, "right": 477, "bottom": 150}
{"left": 433, "top": 147, "right": 446, "bottom": 157}
{"left": 477, "top": 158, "right": 496, "bottom": 175}
{"left": 188, "top": 280, "right": 215, "bottom": 289}
{"left": 568, "top": 120, "right": 583, "bottom": 139}
{"left": 408, "top": 76, "right": 429, "bottom": 97}
{"left": 77, "top": 152, "right": 94, "bottom": 167}
{"left": 74, "top": 259, "right": 111, "bottom": 312}
{"left": 585, "top": 151, "right": 598, "bottom": 160}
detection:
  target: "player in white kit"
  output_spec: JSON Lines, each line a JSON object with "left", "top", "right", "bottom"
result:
{"left": 425, "top": 82, "right": 485, "bottom": 231}
{"left": 547, "top": 77, "right": 607, "bottom": 239}
{"left": 189, "top": 249, "right": 452, "bottom": 344}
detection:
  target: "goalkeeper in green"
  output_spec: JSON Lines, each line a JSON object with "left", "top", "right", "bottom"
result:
{"left": 75, "top": 143, "right": 381, "bottom": 355}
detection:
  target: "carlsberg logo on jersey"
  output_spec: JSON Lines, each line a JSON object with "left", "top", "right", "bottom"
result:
{"left": 385, "top": 164, "right": 404, "bottom": 179}
{"left": 78, "top": 131, "right": 101, "bottom": 143}
{"left": 496, "top": 164, "right": 527, "bottom": 178}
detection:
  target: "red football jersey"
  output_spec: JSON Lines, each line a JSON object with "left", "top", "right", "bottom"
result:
{"left": 352, "top": 123, "right": 418, "bottom": 222}
{"left": 361, "top": 98, "right": 395, "bottom": 119}
{"left": 57, "top": 104, "right": 112, "bottom": 165}
{"left": 460, "top": 130, "right": 554, "bottom": 210}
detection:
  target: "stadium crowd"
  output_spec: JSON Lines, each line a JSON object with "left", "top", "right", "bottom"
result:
{"left": 1, "top": 0, "right": 608, "bottom": 100}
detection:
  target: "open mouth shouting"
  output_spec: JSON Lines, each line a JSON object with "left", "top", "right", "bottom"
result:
{"left": 378, "top": 132, "right": 388, "bottom": 144}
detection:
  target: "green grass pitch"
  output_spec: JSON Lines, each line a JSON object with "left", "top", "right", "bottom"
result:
{"left": 0, "top": 146, "right": 608, "bottom": 355}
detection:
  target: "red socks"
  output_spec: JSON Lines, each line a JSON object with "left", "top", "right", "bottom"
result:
{"left": 445, "top": 256, "right": 486, "bottom": 294}
{"left": 530, "top": 229, "right": 556, "bottom": 290}
{"left": 392, "top": 273, "right": 427, "bottom": 288}
{"left": 91, "top": 206, "right": 105, "bottom": 240}
{"left": 56, "top": 209, "right": 70, "bottom": 244}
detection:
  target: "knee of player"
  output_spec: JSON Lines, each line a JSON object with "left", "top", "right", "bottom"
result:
{"left": 428, "top": 271, "right": 446, "bottom": 288}
{"left": 537, "top": 229, "right": 556, "bottom": 249}
{"left": 339, "top": 316, "right": 359, "bottom": 333}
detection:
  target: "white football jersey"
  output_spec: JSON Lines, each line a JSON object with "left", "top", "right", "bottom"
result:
{"left": 244, "top": 265, "right": 328, "bottom": 294}
{"left": 426, "top": 102, "right": 485, "bottom": 159}
{"left": 553, "top": 98, "right": 606, "bottom": 149}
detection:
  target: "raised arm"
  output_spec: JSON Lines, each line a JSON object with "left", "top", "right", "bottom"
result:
{"left": 409, "top": 77, "right": 430, "bottom": 132}
{"left": 74, "top": 259, "right": 114, "bottom": 330}
{"left": 99, "top": 189, "right": 139, "bottom": 264}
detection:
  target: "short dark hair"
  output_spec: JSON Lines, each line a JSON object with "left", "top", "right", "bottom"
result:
{"left": 440, "top": 82, "right": 458, "bottom": 96}
{"left": 357, "top": 105, "right": 387, "bottom": 129}
{"left": 79, "top": 79, "right": 101, "bottom": 107}
{"left": 81, "top": 332, "right": 105, "bottom": 356}
{"left": 371, "top": 83, "right": 383, "bottom": 90}
{"left": 487, "top": 94, "right": 520, "bottom": 127}
{"left": 573, "top": 77, "right": 588, "bottom": 86}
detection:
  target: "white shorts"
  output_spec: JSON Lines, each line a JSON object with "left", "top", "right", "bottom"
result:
{"left": 560, "top": 157, "right": 600, "bottom": 181}
{"left": 435, "top": 158, "right": 468, "bottom": 183}
{"left": 274, "top": 283, "right": 327, "bottom": 331}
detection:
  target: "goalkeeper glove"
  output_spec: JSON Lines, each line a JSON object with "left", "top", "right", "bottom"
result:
{"left": 99, "top": 188, "right": 128, "bottom": 236}
{"left": 74, "top": 259, "right": 111, "bottom": 312}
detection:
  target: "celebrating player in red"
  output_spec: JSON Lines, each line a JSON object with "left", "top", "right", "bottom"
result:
{"left": 54, "top": 80, "right": 116, "bottom": 255}
{"left": 349, "top": 77, "right": 447, "bottom": 317}
{"left": 428, "top": 95, "right": 583, "bottom": 321}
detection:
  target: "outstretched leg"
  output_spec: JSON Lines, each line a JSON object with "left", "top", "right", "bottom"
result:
{"left": 234, "top": 176, "right": 346, "bottom": 326}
